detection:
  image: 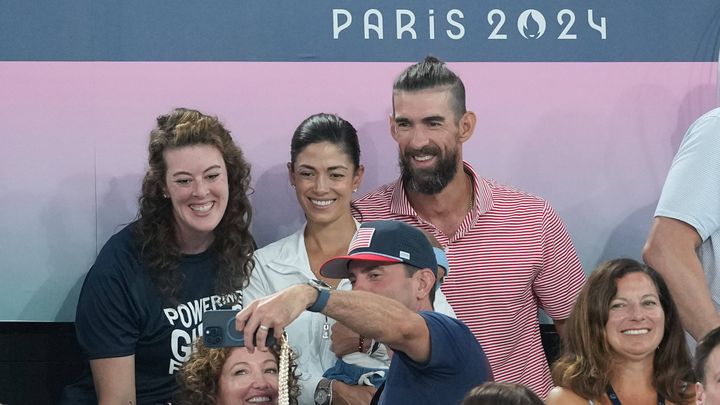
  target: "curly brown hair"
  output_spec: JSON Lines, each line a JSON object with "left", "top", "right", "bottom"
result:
{"left": 176, "top": 339, "right": 301, "bottom": 405}
{"left": 134, "top": 108, "right": 255, "bottom": 303}
{"left": 551, "top": 258, "right": 694, "bottom": 403}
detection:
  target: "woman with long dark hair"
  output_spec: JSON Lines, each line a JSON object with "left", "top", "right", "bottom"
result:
{"left": 63, "top": 108, "right": 255, "bottom": 404}
{"left": 546, "top": 258, "right": 694, "bottom": 405}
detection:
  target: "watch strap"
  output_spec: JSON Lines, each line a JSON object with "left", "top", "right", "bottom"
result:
{"left": 308, "top": 285, "right": 330, "bottom": 313}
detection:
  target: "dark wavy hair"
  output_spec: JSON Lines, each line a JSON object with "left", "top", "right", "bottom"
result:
{"left": 135, "top": 108, "right": 255, "bottom": 303}
{"left": 695, "top": 326, "right": 720, "bottom": 384}
{"left": 552, "top": 258, "right": 694, "bottom": 403}
{"left": 393, "top": 55, "right": 466, "bottom": 120}
{"left": 176, "top": 339, "right": 300, "bottom": 405}
{"left": 462, "top": 382, "right": 544, "bottom": 405}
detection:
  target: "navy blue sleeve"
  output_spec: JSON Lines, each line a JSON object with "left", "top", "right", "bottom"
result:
{"left": 74, "top": 229, "right": 145, "bottom": 359}
{"left": 398, "top": 311, "right": 492, "bottom": 380}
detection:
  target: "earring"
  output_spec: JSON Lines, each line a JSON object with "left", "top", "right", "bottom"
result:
{"left": 162, "top": 193, "right": 169, "bottom": 198}
{"left": 353, "top": 188, "right": 358, "bottom": 193}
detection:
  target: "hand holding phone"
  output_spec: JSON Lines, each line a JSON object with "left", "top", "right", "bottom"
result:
{"left": 203, "top": 309, "right": 276, "bottom": 348}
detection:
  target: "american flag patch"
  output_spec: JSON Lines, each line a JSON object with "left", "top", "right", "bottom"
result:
{"left": 348, "top": 228, "right": 375, "bottom": 252}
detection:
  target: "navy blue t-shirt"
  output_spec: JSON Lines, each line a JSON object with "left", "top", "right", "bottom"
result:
{"left": 374, "top": 311, "right": 493, "bottom": 405}
{"left": 62, "top": 223, "right": 242, "bottom": 405}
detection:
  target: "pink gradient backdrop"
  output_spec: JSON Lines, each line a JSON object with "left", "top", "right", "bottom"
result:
{"left": 0, "top": 62, "right": 717, "bottom": 320}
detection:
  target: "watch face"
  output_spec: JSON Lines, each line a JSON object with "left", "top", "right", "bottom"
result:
{"left": 314, "top": 390, "right": 328, "bottom": 403}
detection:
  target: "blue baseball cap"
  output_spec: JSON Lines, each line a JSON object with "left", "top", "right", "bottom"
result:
{"left": 320, "top": 220, "right": 437, "bottom": 279}
{"left": 433, "top": 247, "right": 449, "bottom": 276}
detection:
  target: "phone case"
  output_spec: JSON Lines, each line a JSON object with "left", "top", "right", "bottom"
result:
{"left": 203, "top": 309, "right": 276, "bottom": 347}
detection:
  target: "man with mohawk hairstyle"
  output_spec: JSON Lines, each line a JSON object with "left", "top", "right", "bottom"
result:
{"left": 352, "top": 55, "right": 586, "bottom": 398}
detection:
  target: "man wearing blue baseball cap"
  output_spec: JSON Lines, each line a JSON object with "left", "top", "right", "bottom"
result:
{"left": 236, "top": 220, "right": 492, "bottom": 405}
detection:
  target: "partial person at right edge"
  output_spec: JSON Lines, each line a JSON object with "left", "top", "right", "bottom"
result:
{"left": 352, "top": 55, "right": 586, "bottom": 398}
{"left": 695, "top": 326, "right": 720, "bottom": 404}
{"left": 644, "top": 108, "right": 720, "bottom": 342}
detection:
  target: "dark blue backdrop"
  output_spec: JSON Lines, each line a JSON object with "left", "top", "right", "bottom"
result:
{"left": 2, "top": 0, "right": 720, "bottom": 61}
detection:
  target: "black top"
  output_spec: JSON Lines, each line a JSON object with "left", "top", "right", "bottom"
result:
{"left": 62, "top": 223, "right": 242, "bottom": 404}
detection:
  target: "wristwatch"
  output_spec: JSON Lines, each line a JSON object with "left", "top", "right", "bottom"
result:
{"left": 307, "top": 279, "right": 331, "bottom": 313}
{"left": 314, "top": 377, "right": 333, "bottom": 405}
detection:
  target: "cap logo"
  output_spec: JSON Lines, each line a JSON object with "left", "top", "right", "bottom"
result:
{"left": 348, "top": 227, "right": 375, "bottom": 253}
{"left": 399, "top": 251, "right": 410, "bottom": 260}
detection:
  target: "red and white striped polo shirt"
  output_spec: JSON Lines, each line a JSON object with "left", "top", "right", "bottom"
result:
{"left": 352, "top": 161, "right": 585, "bottom": 398}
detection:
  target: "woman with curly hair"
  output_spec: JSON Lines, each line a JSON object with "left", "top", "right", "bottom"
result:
{"left": 546, "top": 258, "right": 695, "bottom": 405}
{"left": 62, "top": 108, "right": 255, "bottom": 404}
{"left": 177, "top": 337, "right": 300, "bottom": 405}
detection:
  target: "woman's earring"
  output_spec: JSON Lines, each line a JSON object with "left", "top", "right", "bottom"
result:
{"left": 353, "top": 188, "right": 358, "bottom": 193}
{"left": 162, "top": 193, "right": 169, "bottom": 198}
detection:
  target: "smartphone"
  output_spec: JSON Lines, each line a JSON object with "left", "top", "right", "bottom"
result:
{"left": 203, "top": 309, "right": 276, "bottom": 348}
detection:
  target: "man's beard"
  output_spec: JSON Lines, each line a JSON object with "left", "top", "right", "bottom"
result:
{"left": 399, "top": 144, "right": 459, "bottom": 195}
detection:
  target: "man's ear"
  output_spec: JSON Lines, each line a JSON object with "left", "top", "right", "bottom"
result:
{"left": 353, "top": 164, "right": 365, "bottom": 191}
{"left": 457, "top": 111, "right": 476, "bottom": 144}
{"left": 287, "top": 162, "right": 294, "bottom": 187}
{"left": 389, "top": 115, "right": 399, "bottom": 142}
{"left": 415, "top": 269, "right": 436, "bottom": 300}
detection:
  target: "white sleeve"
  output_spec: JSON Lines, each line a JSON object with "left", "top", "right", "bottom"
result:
{"left": 242, "top": 252, "right": 272, "bottom": 307}
{"left": 434, "top": 287, "right": 457, "bottom": 318}
{"left": 656, "top": 111, "right": 720, "bottom": 240}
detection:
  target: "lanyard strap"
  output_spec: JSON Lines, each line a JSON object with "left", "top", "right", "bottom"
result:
{"left": 369, "top": 382, "right": 384, "bottom": 405}
{"left": 606, "top": 385, "right": 665, "bottom": 405}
